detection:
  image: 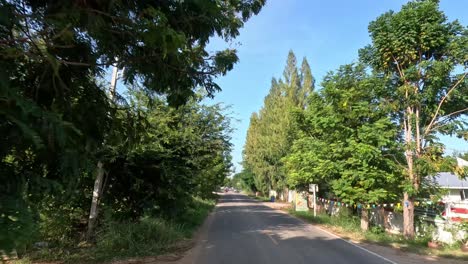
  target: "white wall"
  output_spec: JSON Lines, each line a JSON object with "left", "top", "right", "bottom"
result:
{"left": 442, "top": 189, "right": 467, "bottom": 202}
{"left": 288, "top": 190, "right": 295, "bottom": 203}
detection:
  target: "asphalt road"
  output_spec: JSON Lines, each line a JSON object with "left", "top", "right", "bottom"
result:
{"left": 183, "top": 193, "right": 397, "bottom": 264}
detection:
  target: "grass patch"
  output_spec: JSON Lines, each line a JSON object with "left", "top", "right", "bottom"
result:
{"left": 291, "top": 209, "right": 361, "bottom": 234}
{"left": 90, "top": 217, "right": 185, "bottom": 262}
{"left": 248, "top": 194, "right": 271, "bottom": 202}
{"left": 289, "top": 209, "right": 468, "bottom": 261}
{"left": 175, "top": 196, "right": 216, "bottom": 236}
{"left": 13, "top": 197, "right": 216, "bottom": 264}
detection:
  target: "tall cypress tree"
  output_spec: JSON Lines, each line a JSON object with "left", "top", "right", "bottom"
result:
{"left": 243, "top": 51, "right": 315, "bottom": 196}
{"left": 299, "top": 58, "right": 315, "bottom": 109}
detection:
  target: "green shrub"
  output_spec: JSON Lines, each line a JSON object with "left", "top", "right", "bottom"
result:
{"left": 92, "top": 197, "right": 215, "bottom": 262}
{"left": 94, "top": 217, "right": 184, "bottom": 261}
{"left": 176, "top": 197, "right": 215, "bottom": 234}
{"left": 369, "top": 225, "right": 385, "bottom": 235}
{"left": 327, "top": 209, "right": 360, "bottom": 233}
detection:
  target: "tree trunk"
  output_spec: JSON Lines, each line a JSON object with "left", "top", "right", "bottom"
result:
{"left": 86, "top": 161, "right": 104, "bottom": 241}
{"left": 283, "top": 187, "right": 289, "bottom": 202}
{"left": 403, "top": 192, "right": 415, "bottom": 238}
{"left": 361, "top": 209, "right": 369, "bottom": 231}
{"left": 402, "top": 105, "right": 417, "bottom": 238}
{"left": 383, "top": 207, "right": 390, "bottom": 231}
{"left": 377, "top": 206, "right": 385, "bottom": 228}
{"left": 402, "top": 148, "right": 416, "bottom": 238}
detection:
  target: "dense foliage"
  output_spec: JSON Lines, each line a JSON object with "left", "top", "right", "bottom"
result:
{"left": 103, "top": 92, "right": 233, "bottom": 220}
{"left": 0, "top": 0, "right": 265, "bottom": 254}
{"left": 284, "top": 64, "right": 403, "bottom": 204}
{"left": 243, "top": 0, "right": 467, "bottom": 238}
{"left": 360, "top": 0, "right": 467, "bottom": 237}
{"left": 243, "top": 51, "right": 314, "bottom": 195}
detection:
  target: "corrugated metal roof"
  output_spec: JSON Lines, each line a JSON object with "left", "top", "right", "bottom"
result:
{"left": 434, "top": 172, "right": 468, "bottom": 189}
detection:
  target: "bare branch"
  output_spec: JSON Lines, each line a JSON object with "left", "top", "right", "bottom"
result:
{"left": 60, "top": 60, "right": 89, "bottom": 66}
{"left": 435, "top": 107, "right": 468, "bottom": 124}
{"left": 0, "top": 37, "right": 29, "bottom": 45}
{"left": 425, "top": 71, "right": 468, "bottom": 135}
{"left": 392, "top": 55, "right": 406, "bottom": 81}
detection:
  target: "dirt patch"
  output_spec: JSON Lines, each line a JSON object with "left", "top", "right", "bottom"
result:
{"left": 263, "top": 201, "right": 292, "bottom": 211}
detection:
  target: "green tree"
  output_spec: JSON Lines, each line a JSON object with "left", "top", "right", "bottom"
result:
{"left": 299, "top": 58, "right": 315, "bottom": 108}
{"left": 0, "top": 0, "right": 265, "bottom": 251}
{"left": 243, "top": 112, "right": 269, "bottom": 194}
{"left": 103, "top": 92, "right": 233, "bottom": 219}
{"left": 238, "top": 168, "right": 257, "bottom": 193}
{"left": 243, "top": 51, "right": 314, "bottom": 196}
{"left": 359, "top": 0, "right": 468, "bottom": 238}
{"left": 284, "top": 64, "right": 402, "bottom": 204}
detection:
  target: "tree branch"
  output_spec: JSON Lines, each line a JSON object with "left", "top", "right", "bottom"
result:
{"left": 392, "top": 55, "right": 406, "bottom": 81}
{"left": 436, "top": 107, "right": 468, "bottom": 124}
{"left": 424, "top": 71, "right": 468, "bottom": 136}
{"left": 0, "top": 37, "right": 29, "bottom": 45}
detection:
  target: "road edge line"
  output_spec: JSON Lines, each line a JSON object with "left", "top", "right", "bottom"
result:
{"left": 260, "top": 201, "right": 398, "bottom": 264}
{"left": 310, "top": 224, "right": 398, "bottom": 264}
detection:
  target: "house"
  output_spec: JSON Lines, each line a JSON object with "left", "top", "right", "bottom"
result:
{"left": 435, "top": 172, "right": 468, "bottom": 202}
{"left": 432, "top": 172, "right": 468, "bottom": 225}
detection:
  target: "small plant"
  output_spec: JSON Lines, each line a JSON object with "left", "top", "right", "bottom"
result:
{"left": 457, "top": 221, "right": 468, "bottom": 251}
{"left": 423, "top": 224, "right": 441, "bottom": 249}
{"left": 369, "top": 225, "right": 385, "bottom": 235}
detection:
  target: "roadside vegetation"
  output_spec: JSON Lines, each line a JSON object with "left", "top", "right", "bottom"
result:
{"left": 290, "top": 210, "right": 468, "bottom": 261}
{"left": 2, "top": 0, "right": 467, "bottom": 262}
{"left": 240, "top": 0, "right": 467, "bottom": 242}
{"left": 1, "top": 0, "right": 266, "bottom": 263}
{"left": 15, "top": 197, "right": 215, "bottom": 264}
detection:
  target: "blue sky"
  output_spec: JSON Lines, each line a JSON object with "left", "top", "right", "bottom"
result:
{"left": 205, "top": 0, "right": 468, "bottom": 174}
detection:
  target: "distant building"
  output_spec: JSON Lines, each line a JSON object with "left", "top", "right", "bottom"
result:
{"left": 435, "top": 172, "right": 468, "bottom": 202}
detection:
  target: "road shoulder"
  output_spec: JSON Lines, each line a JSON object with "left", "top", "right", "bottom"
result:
{"left": 260, "top": 201, "right": 468, "bottom": 264}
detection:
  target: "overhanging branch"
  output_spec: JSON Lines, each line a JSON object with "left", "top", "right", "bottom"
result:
{"left": 424, "top": 71, "right": 468, "bottom": 136}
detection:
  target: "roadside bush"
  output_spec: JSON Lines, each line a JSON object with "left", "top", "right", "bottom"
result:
{"left": 94, "top": 217, "right": 185, "bottom": 261}
{"left": 369, "top": 226, "right": 385, "bottom": 235}
{"left": 329, "top": 209, "right": 360, "bottom": 233}
{"left": 92, "top": 196, "right": 216, "bottom": 261}
{"left": 291, "top": 209, "right": 360, "bottom": 233}
{"left": 37, "top": 194, "right": 89, "bottom": 247}
{"left": 176, "top": 197, "right": 216, "bottom": 234}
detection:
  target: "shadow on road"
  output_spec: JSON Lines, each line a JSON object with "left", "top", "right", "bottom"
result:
{"left": 187, "top": 193, "right": 394, "bottom": 264}
{"left": 181, "top": 193, "right": 457, "bottom": 264}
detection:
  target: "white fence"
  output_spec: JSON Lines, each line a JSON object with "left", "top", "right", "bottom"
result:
{"left": 304, "top": 195, "right": 468, "bottom": 244}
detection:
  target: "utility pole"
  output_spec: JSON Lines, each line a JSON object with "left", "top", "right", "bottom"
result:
{"left": 109, "top": 62, "right": 119, "bottom": 99}
{"left": 86, "top": 63, "right": 120, "bottom": 241}
{"left": 313, "top": 186, "right": 317, "bottom": 217}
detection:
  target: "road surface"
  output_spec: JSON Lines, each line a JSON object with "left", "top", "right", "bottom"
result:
{"left": 182, "top": 193, "right": 397, "bottom": 264}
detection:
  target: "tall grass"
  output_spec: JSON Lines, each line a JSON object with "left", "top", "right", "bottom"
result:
{"left": 175, "top": 196, "right": 215, "bottom": 235}
{"left": 89, "top": 197, "right": 215, "bottom": 262}
{"left": 92, "top": 217, "right": 185, "bottom": 261}
{"left": 13, "top": 196, "right": 216, "bottom": 264}
{"left": 248, "top": 194, "right": 271, "bottom": 202}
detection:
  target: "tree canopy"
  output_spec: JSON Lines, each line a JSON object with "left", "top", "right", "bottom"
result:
{"left": 243, "top": 51, "right": 315, "bottom": 194}
{"left": 359, "top": 0, "right": 467, "bottom": 238}
{"left": 0, "top": 0, "right": 265, "bottom": 252}
{"left": 284, "top": 64, "right": 402, "bottom": 203}
{"left": 242, "top": 0, "right": 467, "bottom": 239}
